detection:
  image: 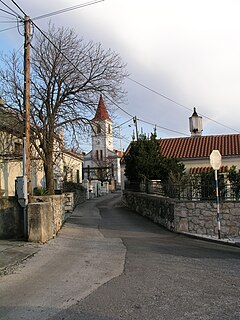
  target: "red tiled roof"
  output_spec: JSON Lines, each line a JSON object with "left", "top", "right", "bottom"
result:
{"left": 92, "top": 95, "right": 110, "bottom": 121}
{"left": 62, "top": 148, "right": 83, "bottom": 160}
{"left": 114, "top": 149, "right": 124, "bottom": 157}
{"left": 159, "top": 134, "right": 240, "bottom": 159}
{"left": 189, "top": 165, "right": 229, "bottom": 175}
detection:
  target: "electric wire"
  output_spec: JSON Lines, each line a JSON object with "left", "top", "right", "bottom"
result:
{"left": 10, "top": 0, "right": 26, "bottom": 16}
{"left": 32, "top": 0, "right": 104, "bottom": 21}
{"left": 138, "top": 118, "right": 189, "bottom": 137}
{"left": 113, "top": 118, "right": 133, "bottom": 128}
{"left": 127, "top": 76, "right": 240, "bottom": 133}
{"left": 0, "top": 7, "right": 18, "bottom": 17}
{"left": 0, "top": 20, "right": 17, "bottom": 23}
{"left": 6, "top": 0, "right": 239, "bottom": 139}
{"left": 30, "top": 23, "right": 134, "bottom": 123}
{"left": 0, "top": 0, "right": 23, "bottom": 19}
{"left": 0, "top": 24, "right": 18, "bottom": 32}
{"left": 29, "top": 27, "right": 209, "bottom": 139}
{"left": 102, "top": 94, "right": 134, "bottom": 118}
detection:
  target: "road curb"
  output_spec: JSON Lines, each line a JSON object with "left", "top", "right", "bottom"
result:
{"left": 178, "top": 231, "right": 240, "bottom": 248}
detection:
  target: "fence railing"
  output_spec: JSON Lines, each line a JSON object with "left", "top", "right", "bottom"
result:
{"left": 125, "top": 180, "right": 240, "bottom": 201}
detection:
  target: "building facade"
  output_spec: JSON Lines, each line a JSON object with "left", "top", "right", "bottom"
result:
{"left": 83, "top": 95, "right": 123, "bottom": 188}
{"left": 159, "top": 108, "right": 240, "bottom": 174}
{"left": 0, "top": 108, "right": 83, "bottom": 196}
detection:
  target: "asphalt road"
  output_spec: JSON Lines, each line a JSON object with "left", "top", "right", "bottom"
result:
{"left": 1, "top": 192, "right": 240, "bottom": 320}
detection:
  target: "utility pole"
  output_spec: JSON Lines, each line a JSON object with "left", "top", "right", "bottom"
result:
{"left": 23, "top": 16, "right": 31, "bottom": 200}
{"left": 133, "top": 116, "right": 139, "bottom": 141}
{"left": 119, "top": 126, "right": 122, "bottom": 151}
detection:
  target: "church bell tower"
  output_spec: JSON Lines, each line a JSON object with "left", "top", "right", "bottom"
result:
{"left": 92, "top": 95, "right": 113, "bottom": 161}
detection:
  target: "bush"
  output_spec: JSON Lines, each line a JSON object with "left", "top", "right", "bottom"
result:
{"left": 62, "top": 181, "right": 86, "bottom": 192}
{"left": 33, "top": 187, "right": 48, "bottom": 196}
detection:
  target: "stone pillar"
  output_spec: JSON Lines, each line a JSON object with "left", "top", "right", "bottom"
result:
{"left": 82, "top": 179, "right": 90, "bottom": 200}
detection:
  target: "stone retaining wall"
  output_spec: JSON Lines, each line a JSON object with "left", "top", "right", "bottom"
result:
{"left": 123, "top": 191, "right": 240, "bottom": 238}
{"left": 74, "top": 188, "right": 87, "bottom": 206}
{"left": 0, "top": 190, "right": 86, "bottom": 241}
{"left": 28, "top": 201, "right": 52, "bottom": 243}
{"left": 31, "top": 194, "right": 65, "bottom": 237}
{"left": 0, "top": 197, "right": 24, "bottom": 239}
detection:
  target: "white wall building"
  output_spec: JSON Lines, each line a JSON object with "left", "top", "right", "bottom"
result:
{"left": 83, "top": 95, "right": 123, "bottom": 189}
{"left": 0, "top": 108, "right": 83, "bottom": 196}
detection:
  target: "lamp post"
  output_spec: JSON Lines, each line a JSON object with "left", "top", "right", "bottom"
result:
{"left": 210, "top": 150, "right": 222, "bottom": 239}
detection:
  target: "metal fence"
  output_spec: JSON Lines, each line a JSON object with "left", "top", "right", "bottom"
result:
{"left": 125, "top": 180, "right": 240, "bottom": 201}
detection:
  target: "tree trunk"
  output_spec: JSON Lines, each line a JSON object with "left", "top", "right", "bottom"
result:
{"left": 44, "top": 127, "right": 55, "bottom": 195}
{"left": 44, "top": 152, "right": 54, "bottom": 195}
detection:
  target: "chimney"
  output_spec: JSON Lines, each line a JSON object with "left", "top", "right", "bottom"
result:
{"left": 189, "top": 107, "right": 203, "bottom": 137}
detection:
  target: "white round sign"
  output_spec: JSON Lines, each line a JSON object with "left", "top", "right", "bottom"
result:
{"left": 210, "top": 150, "right": 222, "bottom": 170}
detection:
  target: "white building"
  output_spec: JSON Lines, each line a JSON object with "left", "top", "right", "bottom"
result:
{"left": 0, "top": 108, "right": 83, "bottom": 196}
{"left": 159, "top": 108, "right": 240, "bottom": 174}
{"left": 83, "top": 95, "right": 123, "bottom": 189}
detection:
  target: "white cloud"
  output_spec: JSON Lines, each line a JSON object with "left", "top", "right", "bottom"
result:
{"left": 1, "top": 0, "right": 240, "bottom": 151}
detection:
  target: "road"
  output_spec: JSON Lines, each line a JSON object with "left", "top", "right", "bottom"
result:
{"left": 1, "top": 192, "right": 240, "bottom": 320}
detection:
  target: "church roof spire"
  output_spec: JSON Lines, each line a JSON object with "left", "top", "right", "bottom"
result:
{"left": 92, "top": 95, "right": 111, "bottom": 121}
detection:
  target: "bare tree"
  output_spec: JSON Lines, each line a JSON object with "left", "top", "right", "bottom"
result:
{"left": 0, "top": 23, "right": 128, "bottom": 194}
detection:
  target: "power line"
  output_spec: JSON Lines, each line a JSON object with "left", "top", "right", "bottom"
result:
{"left": 33, "top": 0, "right": 104, "bottom": 21}
{"left": 9, "top": 0, "right": 26, "bottom": 17}
{"left": 8, "top": 1, "right": 238, "bottom": 138}
{"left": 29, "top": 28, "right": 192, "bottom": 139}
{"left": 0, "top": 7, "right": 18, "bottom": 17}
{"left": 138, "top": 118, "right": 189, "bottom": 137}
{"left": 0, "top": 0, "right": 23, "bottom": 19}
{"left": 0, "top": 19, "right": 17, "bottom": 23}
{"left": 113, "top": 118, "right": 133, "bottom": 128}
{"left": 30, "top": 23, "right": 134, "bottom": 121}
{"left": 0, "top": 24, "right": 18, "bottom": 32}
{"left": 102, "top": 94, "right": 134, "bottom": 118}
{"left": 128, "top": 76, "right": 190, "bottom": 111}
{"left": 127, "top": 76, "right": 240, "bottom": 133}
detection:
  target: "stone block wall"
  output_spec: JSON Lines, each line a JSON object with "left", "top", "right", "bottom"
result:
{"left": 31, "top": 194, "right": 65, "bottom": 237}
{"left": 123, "top": 191, "right": 240, "bottom": 238}
{"left": 0, "top": 189, "right": 86, "bottom": 241}
{"left": 0, "top": 197, "right": 24, "bottom": 239}
{"left": 28, "top": 201, "right": 52, "bottom": 243}
{"left": 174, "top": 201, "right": 240, "bottom": 237}
{"left": 64, "top": 192, "right": 74, "bottom": 215}
{"left": 74, "top": 188, "right": 87, "bottom": 206}
{"left": 123, "top": 191, "right": 175, "bottom": 231}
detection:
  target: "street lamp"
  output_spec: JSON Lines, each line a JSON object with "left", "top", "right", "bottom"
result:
{"left": 210, "top": 150, "right": 222, "bottom": 239}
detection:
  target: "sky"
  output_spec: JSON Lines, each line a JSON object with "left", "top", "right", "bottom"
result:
{"left": 1, "top": 0, "right": 240, "bottom": 152}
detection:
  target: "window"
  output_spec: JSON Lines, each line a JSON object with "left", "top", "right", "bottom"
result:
{"left": 108, "top": 124, "right": 111, "bottom": 134}
{"left": 100, "top": 150, "right": 103, "bottom": 160}
{"left": 63, "top": 166, "right": 67, "bottom": 181}
{"left": 97, "top": 124, "right": 101, "bottom": 134}
{"left": 96, "top": 150, "right": 99, "bottom": 160}
{"left": 14, "top": 142, "right": 22, "bottom": 155}
{"left": 76, "top": 169, "right": 80, "bottom": 183}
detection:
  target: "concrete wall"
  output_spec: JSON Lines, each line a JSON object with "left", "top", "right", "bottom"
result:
{"left": 123, "top": 191, "right": 240, "bottom": 238}
{"left": 0, "top": 190, "right": 85, "bottom": 242}
{"left": 0, "top": 197, "right": 24, "bottom": 239}
{"left": 30, "top": 194, "right": 65, "bottom": 242}
{"left": 28, "top": 201, "right": 52, "bottom": 243}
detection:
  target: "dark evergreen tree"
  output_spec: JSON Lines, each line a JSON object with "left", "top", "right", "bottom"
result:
{"left": 124, "top": 132, "right": 185, "bottom": 182}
